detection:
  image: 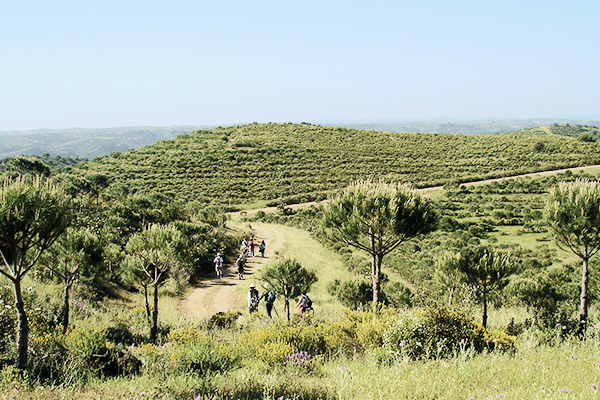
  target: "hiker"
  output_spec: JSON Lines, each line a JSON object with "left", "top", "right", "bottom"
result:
{"left": 296, "top": 292, "right": 312, "bottom": 319}
{"left": 248, "top": 283, "right": 260, "bottom": 314}
{"left": 240, "top": 243, "right": 250, "bottom": 257}
{"left": 249, "top": 239, "right": 255, "bottom": 257}
{"left": 213, "top": 252, "right": 223, "bottom": 279}
{"left": 241, "top": 237, "right": 248, "bottom": 247}
{"left": 259, "top": 240, "right": 266, "bottom": 257}
{"left": 262, "top": 283, "right": 276, "bottom": 318}
{"left": 236, "top": 256, "right": 246, "bottom": 280}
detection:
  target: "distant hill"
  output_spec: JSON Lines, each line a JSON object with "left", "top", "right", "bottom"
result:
{"left": 5, "top": 120, "right": 600, "bottom": 159}
{"left": 513, "top": 124, "right": 600, "bottom": 141}
{"left": 0, "top": 125, "right": 208, "bottom": 159}
{"left": 328, "top": 119, "right": 600, "bottom": 134}
{"left": 61, "top": 123, "right": 600, "bottom": 207}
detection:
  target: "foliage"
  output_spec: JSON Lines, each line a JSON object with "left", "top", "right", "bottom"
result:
{"left": 322, "top": 179, "right": 437, "bottom": 304}
{"left": 0, "top": 175, "right": 72, "bottom": 369}
{"left": 261, "top": 257, "right": 318, "bottom": 321}
{"left": 327, "top": 278, "right": 373, "bottom": 310}
{"left": 439, "top": 246, "right": 516, "bottom": 328}
{"left": 28, "top": 319, "right": 140, "bottom": 385}
{"left": 59, "top": 123, "right": 600, "bottom": 207}
{"left": 124, "top": 224, "right": 185, "bottom": 343}
{"left": 382, "top": 306, "right": 516, "bottom": 360}
{"left": 509, "top": 263, "right": 580, "bottom": 329}
{"left": 546, "top": 179, "right": 600, "bottom": 333}
{"left": 207, "top": 311, "right": 242, "bottom": 329}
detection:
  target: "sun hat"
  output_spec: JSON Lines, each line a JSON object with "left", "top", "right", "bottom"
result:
{"left": 263, "top": 283, "right": 269, "bottom": 289}
{"left": 249, "top": 283, "right": 255, "bottom": 288}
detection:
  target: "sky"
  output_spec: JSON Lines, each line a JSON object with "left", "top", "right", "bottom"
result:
{"left": 1, "top": 0, "right": 599, "bottom": 130}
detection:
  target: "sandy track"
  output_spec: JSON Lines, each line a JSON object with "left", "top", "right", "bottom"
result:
{"left": 180, "top": 223, "right": 284, "bottom": 319}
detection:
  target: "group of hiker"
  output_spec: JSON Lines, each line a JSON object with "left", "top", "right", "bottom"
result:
{"left": 213, "top": 236, "right": 266, "bottom": 280}
{"left": 247, "top": 282, "right": 276, "bottom": 317}
{"left": 213, "top": 235, "right": 312, "bottom": 319}
{"left": 248, "top": 282, "right": 312, "bottom": 319}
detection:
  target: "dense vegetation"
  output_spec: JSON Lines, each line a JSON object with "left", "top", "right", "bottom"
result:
{"left": 3, "top": 124, "right": 600, "bottom": 398}
{"left": 61, "top": 123, "right": 600, "bottom": 208}
{"left": 0, "top": 154, "right": 86, "bottom": 175}
{"left": 514, "top": 124, "right": 600, "bottom": 142}
{"left": 252, "top": 168, "right": 600, "bottom": 333}
{"left": 332, "top": 119, "right": 600, "bottom": 134}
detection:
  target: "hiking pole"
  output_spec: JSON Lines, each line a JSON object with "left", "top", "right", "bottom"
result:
{"left": 273, "top": 304, "right": 280, "bottom": 318}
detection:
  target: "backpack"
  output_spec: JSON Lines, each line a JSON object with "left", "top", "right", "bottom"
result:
{"left": 267, "top": 290, "right": 276, "bottom": 303}
{"left": 304, "top": 295, "right": 312, "bottom": 308}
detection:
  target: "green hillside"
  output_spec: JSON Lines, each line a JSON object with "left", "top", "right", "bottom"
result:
{"left": 62, "top": 123, "right": 600, "bottom": 207}
{"left": 514, "top": 124, "right": 600, "bottom": 141}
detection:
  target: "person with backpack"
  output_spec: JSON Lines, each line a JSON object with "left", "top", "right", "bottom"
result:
{"left": 296, "top": 292, "right": 312, "bottom": 319}
{"left": 262, "top": 283, "right": 276, "bottom": 318}
{"left": 213, "top": 252, "right": 223, "bottom": 279}
{"left": 236, "top": 256, "right": 246, "bottom": 280}
{"left": 249, "top": 239, "right": 255, "bottom": 257}
{"left": 259, "top": 240, "right": 266, "bottom": 257}
{"left": 248, "top": 283, "right": 260, "bottom": 314}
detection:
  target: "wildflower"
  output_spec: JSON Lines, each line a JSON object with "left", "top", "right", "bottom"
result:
{"left": 591, "top": 383, "right": 598, "bottom": 390}
{"left": 194, "top": 395, "right": 202, "bottom": 400}
{"left": 139, "top": 392, "right": 146, "bottom": 396}
{"left": 468, "top": 397, "right": 474, "bottom": 400}
{"left": 559, "top": 388, "right": 568, "bottom": 393}
{"left": 497, "top": 394, "right": 504, "bottom": 398}
{"left": 571, "top": 355, "right": 578, "bottom": 360}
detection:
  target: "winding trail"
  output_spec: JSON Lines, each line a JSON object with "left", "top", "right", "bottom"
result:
{"left": 180, "top": 223, "right": 284, "bottom": 319}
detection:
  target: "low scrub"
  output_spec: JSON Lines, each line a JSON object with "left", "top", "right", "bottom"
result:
{"left": 383, "top": 306, "right": 517, "bottom": 360}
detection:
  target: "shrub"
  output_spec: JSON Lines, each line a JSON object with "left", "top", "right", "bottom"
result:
{"left": 137, "top": 328, "right": 239, "bottom": 376}
{"left": 208, "top": 311, "right": 242, "bottom": 329}
{"left": 170, "top": 339, "right": 239, "bottom": 375}
{"left": 383, "top": 306, "right": 516, "bottom": 360}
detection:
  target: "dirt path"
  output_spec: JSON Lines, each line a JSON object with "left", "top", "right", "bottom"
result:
{"left": 180, "top": 223, "right": 284, "bottom": 319}
{"left": 230, "top": 164, "right": 600, "bottom": 218}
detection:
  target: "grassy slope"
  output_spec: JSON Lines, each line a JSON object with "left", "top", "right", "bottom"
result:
{"left": 64, "top": 123, "right": 600, "bottom": 207}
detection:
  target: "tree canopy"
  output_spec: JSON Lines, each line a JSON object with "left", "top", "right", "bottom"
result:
{"left": 322, "top": 179, "right": 437, "bottom": 305}
{"left": 546, "top": 179, "right": 600, "bottom": 334}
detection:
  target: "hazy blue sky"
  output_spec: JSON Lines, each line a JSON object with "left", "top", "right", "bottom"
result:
{"left": 1, "top": 0, "right": 599, "bottom": 130}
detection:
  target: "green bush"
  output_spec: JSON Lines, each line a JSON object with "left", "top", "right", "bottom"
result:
{"left": 208, "top": 311, "right": 242, "bottom": 329}
{"left": 383, "top": 306, "right": 516, "bottom": 360}
{"left": 170, "top": 339, "right": 239, "bottom": 375}
{"left": 136, "top": 327, "right": 240, "bottom": 377}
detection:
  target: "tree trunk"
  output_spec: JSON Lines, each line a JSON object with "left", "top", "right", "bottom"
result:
{"left": 150, "top": 283, "right": 159, "bottom": 343}
{"left": 482, "top": 288, "right": 488, "bottom": 329}
{"left": 13, "top": 278, "right": 29, "bottom": 370}
{"left": 578, "top": 257, "right": 590, "bottom": 336}
{"left": 284, "top": 286, "right": 290, "bottom": 322}
{"left": 372, "top": 253, "right": 382, "bottom": 306}
{"left": 143, "top": 283, "right": 151, "bottom": 324}
{"left": 62, "top": 281, "right": 71, "bottom": 334}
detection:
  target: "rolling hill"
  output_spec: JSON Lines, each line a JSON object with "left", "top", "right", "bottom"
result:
{"left": 0, "top": 125, "right": 207, "bottom": 159}
{"left": 61, "top": 123, "right": 600, "bottom": 207}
